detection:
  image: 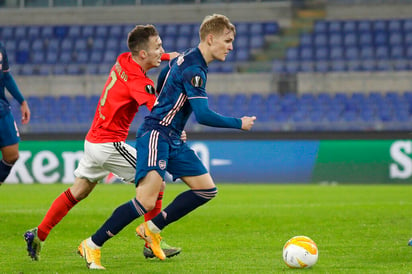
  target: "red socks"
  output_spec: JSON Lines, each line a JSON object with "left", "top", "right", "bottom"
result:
{"left": 143, "top": 192, "right": 163, "bottom": 248}
{"left": 37, "top": 188, "right": 79, "bottom": 241}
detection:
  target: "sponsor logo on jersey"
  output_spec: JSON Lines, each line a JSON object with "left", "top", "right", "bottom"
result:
{"left": 191, "top": 75, "right": 203, "bottom": 87}
{"left": 145, "top": 84, "right": 155, "bottom": 94}
{"left": 159, "top": 160, "right": 166, "bottom": 170}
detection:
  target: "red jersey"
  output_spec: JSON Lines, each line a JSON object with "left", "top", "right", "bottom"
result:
{"left": 86, "top": 52, "right": 167, "bottom": 143}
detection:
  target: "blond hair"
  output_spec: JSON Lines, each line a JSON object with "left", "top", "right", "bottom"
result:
{"left": 199, "top": 14, "right": 236, "bottom": 41}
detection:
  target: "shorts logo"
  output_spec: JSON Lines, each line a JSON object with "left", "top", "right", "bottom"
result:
{"left": 158, "top": 160, "right": 166, "bottom": 170}
{"left": 145, "top": 84, "right": 155, "bottom": 94}
{"left": 191, "top": 75, "right": 203, "bottom": 88}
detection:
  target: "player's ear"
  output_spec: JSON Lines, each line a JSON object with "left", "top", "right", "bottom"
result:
{"left": 139, "top": 49, "right": 147, "bottom": 59}
{"left": 206, "top": 33, "right": 214, "bottom": 46}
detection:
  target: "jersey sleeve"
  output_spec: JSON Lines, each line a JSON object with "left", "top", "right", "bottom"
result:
{"left": 131, "top": 78, "right": 157, "bottom": 111}
{"left": 182, "top": 65, "right": 207, "bottom": 99}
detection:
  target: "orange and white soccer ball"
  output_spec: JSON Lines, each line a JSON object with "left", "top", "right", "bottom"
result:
{"left": 282, "top": 236, "right": 318, "bottom": 268}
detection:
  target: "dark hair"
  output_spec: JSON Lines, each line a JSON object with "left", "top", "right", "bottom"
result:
{"left": 127, "top": 24, "right": 159, "bottom": 54}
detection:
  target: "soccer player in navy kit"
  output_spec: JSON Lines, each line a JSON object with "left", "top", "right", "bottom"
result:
{"left": 79, "top": 14, "right": 256, "bottom": 267}
{"left": 0, "top": 42, "right": 31, "bottom": 186}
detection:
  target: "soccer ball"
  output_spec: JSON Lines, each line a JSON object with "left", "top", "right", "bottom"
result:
{"left": 282, "top": 236, "right": 318, "bottom": 268}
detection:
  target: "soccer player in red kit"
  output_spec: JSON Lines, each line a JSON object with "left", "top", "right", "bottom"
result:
{"left": 24, "top": 25, "right": 181, "bottom": 266}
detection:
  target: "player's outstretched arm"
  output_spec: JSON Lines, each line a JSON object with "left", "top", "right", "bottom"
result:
{"left": 240, "top": 116, "right": 256, "bottom": 131}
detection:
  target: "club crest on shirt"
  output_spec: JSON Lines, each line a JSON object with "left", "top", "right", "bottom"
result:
{"left": 191, "top": 75, "right": 203, "bottom": 88}
{"left": 158, "top": 160, "right": 166, "bottom": 170}
{"left": 145, "top": 84, "right": 155, "bottom": 94}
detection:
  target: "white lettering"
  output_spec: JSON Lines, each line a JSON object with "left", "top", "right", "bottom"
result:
{"left": 6, "top": 151, "right": 33, "bottom": 183}
{"left": 389, "top": 141, "right": 412, "bottom": 179}
{"left": 32, "top": 151, "right": 59, "bottom": 183}
{"left": 61, "top": 151, "right": 83, "bottom": 184}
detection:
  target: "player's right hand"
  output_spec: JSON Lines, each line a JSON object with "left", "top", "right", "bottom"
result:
{"left": 240, "top": 116, "right": 256, "bottom": 131}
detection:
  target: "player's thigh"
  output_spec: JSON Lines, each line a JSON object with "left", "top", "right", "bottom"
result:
{"left": 168, "top": 144, "right": 209, "bottom": 183}
{"left": 0, "top": 114, "right": 20, "bottom": 158}
{"left": 74, "top": 141, "right": 111, "bottom": 182}
{"left": 135, "top": 131, "right": 170, "bottom": 184}
{"left": 181, "top": 173, "right": 215, "bottom": 190}
{"left": 102, "top": 141, "right": 136, "bottom": 182}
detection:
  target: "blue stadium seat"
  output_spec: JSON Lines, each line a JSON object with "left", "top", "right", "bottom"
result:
{"left": 46, "top": 38, "right": 60, "bottom": 52}
{"left": 31, "top": 39, "right": 45, "bottom": 51}
{"left": 250, "top": 35, "right": 264, "bottom": 49}
{"left": 345, "top": 46, "right": 359, "bottom": 60}
{"left": 373, "top": 20, "right": 387, "bottom": 32}
{"left": 67, "top": 25, "right": 82, "bottom": 38}
{"left": 328, "top": 21, "right": 342, "bottom": 33}
{"left": 67, "top": 64, "right": 82, "bottom": 75}
{"left": 329, "top": 33, "right": 343, "bottom": 46}
{"left": 315, "top": 60, "right": 329, "bottom": 72}
{"left": 388, "top": 19, "right": 403, "bottom": 32}
{"left": 18, "top": 40, "right": 30, "bottom": 51}
{"left": 1, "top": 26, "right": 14, "bottom": 40}
{"left": 286, "top": 47, "right": 299, "bottom": 61}
{"left": 60, "top": 38, "right": 73, "bottom": 52}
{"left": 272, "top": 59, "right": 285, "bottom": 73}
{"left": 178, "top": 24, "right": 193, "bottom": 37}
{"left": 342, "top": 20, "right": 357, "bottom": 33}
{"left": 235, "top": 23, "right": 249, "bottom": 37}
{"left": 235, "top": 49, "right": 250, "bottom": 62}
{"left": 31, "top": 51, "right": 45, "bottom": 64}
{"left": 393, "top": 59, "right": 409, "bottom": 70}
{"left": 250, "top": 23, "right": 264, "bottom": 35}
{"left": 45, "top": 51, "right": 58, "bottom": 64}
{"left": 314, "top": 20, "right": 327, "bottom": 33}
{"left": 19, "top": 64, "right": 35, "bottom": 76}
{"left": 300, "top": 61, "right": 315, "bottom": 72}
{"left": 358, "top": 20, "right": 372, "bottom": 33}
{"left": 82, "top": 25, "right": 95, "bottom": 38}
{"left": 300, "top": 46, "right": 314, "bottom": 61}
{"left": 299, "top": 33, "right": 313, "bottom": 47}
{"left": 284, "top": 61, "right": 299, "bottom": 73}
{"left": 41, "top": 26, "right": 53, "bottom": 38}
{"left": 313, "top": 33, "right": 328, "bottom": 47}
{"left": 103, "top": 50, "right": 117, "bottom": 64}
{"left": 235, "top": 35, "right": 249, "bottom": 50}
{"left": 389, "top": 32, "right": 403, "bottom": 46}
{"left": 330, "top": 46, "right": 344, "bottom": 60}
{"left": 375, "top": 59, "right": 391, "bottom": 71}
{"left": 54, "top": 25, "right": 69, "bottom": 39}
{"left": 92, "top": 37, "right": 105, "bottom": 51}
{"left": 14, "top": 26, "right": 27, "bottom": 39}
{"left": 59, "top": 51, "right": 73, "bottom": 63}
{"left": 375, "top": 46, "right": 389, "bottom": 59}
{"left": 106, "top": 38, "right": 120, "bottom": 52}
{"left": 404, "top": 19, "right": 412, "bottom": 33}
{"left": 315, "top": 46, "right": 329, "bottom": 60}
{"left": 343, "top": 32, "right": 358, "bottom": 47}
{"left": 330, "top": 60, "right": 347, "bottom": 71}
{"left": 76, "top": 51, "right": 89, "bottom": 64}
{"left": 361, "top": 59, "right": 376, "bottom": 71}
{"left": 346, "top": 60, "right": 362, "bottom": 71}
{"left": 359, "top": 46, "right": 374, "bottom": 59}
{"left": 109, "top": 25, "right": 123, "bottom": 38}
{"left": 374, "top": 31, "right": 388, "bottom": 46}
{"left": 263, "top": 21, "right": 279, "bottom": 35}
{"left": 95, "top": 25, "right": 109, "bottom": 38}
{"left": 164, "top": 24, "right": 179, "bottom": 37}
{"left": 16, "top": 50, "right": 30, "bottom": 64}
{"left": 176, "top": 36, "right": 191, "bottom": 51}
{"left": 358, "top": 32, "right": 373, "bottom": 46}
{"left": 74, "top": 38, "right": 89, "bottom": 51}
{"left": 390, "top": 45, "right": 404, "bottom": 59}
{"left": 27, "top": 26, "right": 41, "bottom": 39}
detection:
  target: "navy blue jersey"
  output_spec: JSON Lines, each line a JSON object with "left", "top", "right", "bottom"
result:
{"left": 142, "top": 47, "right": 241, "bottom": 137}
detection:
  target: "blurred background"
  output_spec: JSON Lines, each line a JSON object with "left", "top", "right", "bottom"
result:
{"left": 2, "top": 0, "right": 412, "bottom": 183}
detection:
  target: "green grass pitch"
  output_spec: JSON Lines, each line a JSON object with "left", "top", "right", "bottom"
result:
{"left": 0, "top": 183, "right": 411, "bottom": 273}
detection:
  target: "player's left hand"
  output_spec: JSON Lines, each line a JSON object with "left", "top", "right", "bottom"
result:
{"left": 20, "top": 100, "right": 31, "bottom": 124}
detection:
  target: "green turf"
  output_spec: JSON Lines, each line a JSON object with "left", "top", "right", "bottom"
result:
{"left": 0, "top": 183, "right": 411, "bottom": 273}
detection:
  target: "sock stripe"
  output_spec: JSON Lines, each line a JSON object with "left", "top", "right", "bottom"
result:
{"left": 64, "top": 189, "right": 79, "bottom": 205}
{"left": 113, "top": 142, "right": 136, "bottom": 169}
{"left": 193, "top": 188, "right": 218, "bottom": 200}
{"left": 130, "top": 198, "right": 147, "bottom": 216}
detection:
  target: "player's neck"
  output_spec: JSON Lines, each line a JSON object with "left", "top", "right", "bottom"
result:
{"left": 197, "top": 44, "right": 213, "bottom": 64}
{"left": 131, "top": 55, "right": 149, "bottom": 73}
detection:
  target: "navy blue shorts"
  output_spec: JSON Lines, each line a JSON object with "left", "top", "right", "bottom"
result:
{"left": 135, "top": 129, "right": 208, "bottom": 184}
{"left": 0, "top": 112, "right": 20, "bottom": 148}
